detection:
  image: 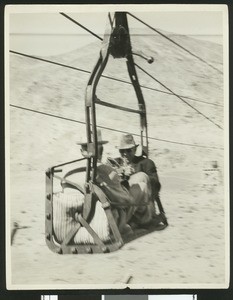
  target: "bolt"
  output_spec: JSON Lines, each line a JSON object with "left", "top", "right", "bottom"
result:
{"left": 117, "top": 241, "right": 123, "bottom": 248}
{"left": 72, "top": 247, "right": 78, "bottom": 254}
{"left": 56, "top": 248, "right": 62, "bottom": 254}
{"left": 45, "top": 170, "right": 51, "bottom": 177}
{"left": 86, "top": 246, "right": 92, "bottom": 254}
{"left": 46, "top": 213, "right": 51, "bottom": 220}
{"left": 46, "top": 194, "right": 51, "bottom": 200}
{"left": 46, "top": 233, "right": 51, "bottom": 240}
{"left": 102, "top": 246, "right": 109, "bottom": 253}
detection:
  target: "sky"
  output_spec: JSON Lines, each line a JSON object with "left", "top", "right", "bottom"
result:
{"left": 6, "top": 5, "right": 226, "bottom": 56}
{"left": 8, "top": 5, "right": 225, "bottom": 35}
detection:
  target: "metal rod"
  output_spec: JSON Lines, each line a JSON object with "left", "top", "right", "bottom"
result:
{"left": 95, "top": 98, "right": 142, "bottom": 114}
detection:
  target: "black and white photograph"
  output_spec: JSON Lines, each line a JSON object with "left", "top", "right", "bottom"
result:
{"left": 5, "top": 4, "right": 229, "bottom": 289}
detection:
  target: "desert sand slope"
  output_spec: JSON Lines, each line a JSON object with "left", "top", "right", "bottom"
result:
{"left": 8, "top": 30, "right": 227, "bottom": 288}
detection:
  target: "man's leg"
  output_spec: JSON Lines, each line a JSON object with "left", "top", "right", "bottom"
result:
{"left": 129, "top": 172, "right": 158, "bottom": 218}
{"left": 111, "top": 207, "right": 133, "bottom": 234}
{"left": 128, "top": 181, "right": 152, "bottom": 225}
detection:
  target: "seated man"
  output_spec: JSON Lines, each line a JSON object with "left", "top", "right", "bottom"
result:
{"left": 78, "top": 130, "right": 161, "bottom": 233}
{"left": 116, "top": 134, "right": 162, "bottom": 219}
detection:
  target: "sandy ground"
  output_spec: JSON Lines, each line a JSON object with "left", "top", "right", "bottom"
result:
{"left": 7, "top": 30, "right": 228, "bottom": 289}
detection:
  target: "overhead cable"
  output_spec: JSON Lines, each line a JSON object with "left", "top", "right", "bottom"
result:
{"left": 60, "top": 12, "right": 103, "bottom": 41}
{"left": 10, "top": 104, "right": 223, "bottom": 150}
{"left": 135, "top": 62, "right": 223, "bottom": 130}
{"left": 10, "top": 49, "right": 223, "bottom": 130}
{"left": 10, "top": 50, "right": 91, "bottom": 74}
{"left": 10, "top": 50, "right": 222, "bottom": 108}
{"left": 60, "top": 11, "right": 222, "bottom": 75}
{"left": 127, "top": 12, "right": 223, "bottom": 74}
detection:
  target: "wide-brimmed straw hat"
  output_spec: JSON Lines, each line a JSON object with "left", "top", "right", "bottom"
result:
{"left": 117, "top": 134, "right": 138, "bottom": 150}
{"left": 76, "top": 129, "right": 108, "bottom": 145}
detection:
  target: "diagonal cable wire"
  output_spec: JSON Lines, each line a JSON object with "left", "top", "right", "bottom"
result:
{"left": 60, "top": 12, "right": 103, "bottom": 41}
{"left": 59, "top": 11, "right": 223, "bottom": 107}
{"left": 10, "top": 50, "right": 222, "bottom": 108}
{"left": 135, "top": 63, "right": 223, "bottom": 130}
{"left": 10, "top": 50, "right": 223, "bottom": 132}
{"left": 60, "top": 10, "right": 222, "bottom": 75}
{"left": 10, "top": 50, "right": 91, "bottom": 74}
{"left": 10, "top": 104, "right": 223, "bottom": 150}
{"left": 127, "top": 12, "right": 223, "bottom": 74}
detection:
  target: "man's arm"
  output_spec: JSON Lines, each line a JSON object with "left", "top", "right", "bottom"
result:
{"left": 143, "top": 159, "right": 161, "bottom": 192}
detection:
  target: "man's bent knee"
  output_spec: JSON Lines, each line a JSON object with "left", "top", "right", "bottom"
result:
{"left": 129, "top": 172, "right": 150, "bottom": 185}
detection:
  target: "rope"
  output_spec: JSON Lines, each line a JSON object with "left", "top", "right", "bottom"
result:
{"left": 10, "top": 50, "right": 222, "bottom": 108}
{"left": 135, "top": 63, "right": 223, "bottom": 130}
{"left": 60, "top": 12, "right": 103, "bottom": 41}
{"left": 10, "top": 104, "right": 223, "bottom": 150}
{"left": 127, "top": 12, "right": 223, "bottom": 74}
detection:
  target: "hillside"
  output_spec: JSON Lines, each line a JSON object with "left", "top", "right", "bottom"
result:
{"left": 7, "top": 29, "right": 227, "bottom": 288}
{"left": 9, "top": 30, "right": 224, "bottom": 168}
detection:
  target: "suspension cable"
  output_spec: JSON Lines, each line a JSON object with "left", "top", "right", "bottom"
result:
{"left": 127, "top": 12, "right": 223, "bottom": 74}
{"left": 10, "top": 104, "right": 86, "bottom": 125}
{"left": 135, "top": 63, "right": 223, "bottom": 130}
{"left": 10, "top": 50, "right": 90, "bottom": 74}
{"left": 10, "top": 50, "right": 223, "bottom": 130}
{"left": 60, "top": 12, "right": 103, "bottom": 41}
{"left": 10, "top": 50, "right": 222, "bottom": 108}
{"left": 60, "top": 11, "right": 222, "bottom": 75}
{"left": 10, "top": 104, "right": 223, "bottom": 150}
{"left": 58, "top": 11, "right": 223, "bottom": 108}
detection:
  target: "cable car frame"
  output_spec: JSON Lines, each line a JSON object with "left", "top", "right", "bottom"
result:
{"left": 45, "top": 11, "right": 168, "bottom": 254}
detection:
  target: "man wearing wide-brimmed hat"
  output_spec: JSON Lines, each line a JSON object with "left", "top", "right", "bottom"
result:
{"left": 117, "top": 133, "right": 161, "bottom": 215}
{"left": 77, "top": 129, "right": 108, "bottom": 161}
{"left": 77, "top": 130, "right": 161, "bottom": 232}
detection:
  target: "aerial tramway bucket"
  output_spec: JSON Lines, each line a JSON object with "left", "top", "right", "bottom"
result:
{"left": 45, "top": 11, "right": 168, "bottom": 254}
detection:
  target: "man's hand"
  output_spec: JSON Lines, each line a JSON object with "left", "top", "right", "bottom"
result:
{"left": 115, "top": 166, "right": 125, "bottom": 178}
{"left": 123, "top": 165, "right": 135, "bottom": 177}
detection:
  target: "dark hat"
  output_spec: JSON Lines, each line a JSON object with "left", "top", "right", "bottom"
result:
{"left": 117, "top": 134, "right": 138, "bottom": 150}
{"left": 76, "top": 129, "right": 108, "bottom": 146}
